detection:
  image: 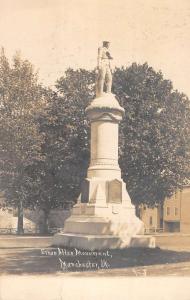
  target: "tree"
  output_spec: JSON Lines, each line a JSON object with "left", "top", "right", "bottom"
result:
{"left": 50, "top": 64, "right": 190, "bottom": 207}
{"left": 0, "top": 49, "right": 46, "bottom": 234}
{"left": 31, "top": 69, "right": 95, "bottom": 233}
{"left": 25, "top": 89, "right": 79, "bottom": 234}
{"left": 113, "top": 63, "right": 190, "bottom": 206}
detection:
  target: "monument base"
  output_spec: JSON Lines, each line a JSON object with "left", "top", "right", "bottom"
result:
{"left": 52, "top": 233, "right": 155, "bottom": 250}
{"left": 52, "top": 203, "right": 156, "bottom": 250}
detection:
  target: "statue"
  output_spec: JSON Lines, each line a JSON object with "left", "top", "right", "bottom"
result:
{"left": 96, "top": 41, "right": 113, "bottom": 97}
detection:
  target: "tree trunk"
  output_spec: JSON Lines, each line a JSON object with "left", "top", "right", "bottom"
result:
{"left": 17, "top": 200, "right": 24, "bottom": 235}
{"left": 42, "top": 210, "right": 50, "bottom": 234}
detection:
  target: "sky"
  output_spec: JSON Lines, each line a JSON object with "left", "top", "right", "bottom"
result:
{"left": 0, "top": 0, "right": 190, "bottom": 96}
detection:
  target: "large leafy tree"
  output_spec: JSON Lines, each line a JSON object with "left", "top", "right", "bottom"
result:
{"left": 113, "top": 63, "right": 190, "bottom": 206}
{"left": 48, "top": 64, "right": 190, "bottom": 207}
{"left": 0, "top": 49, "right": 46, "bottom": 233}
{"left": 34, "top": 69, "right": 94, "bottom": 228}
{"left": 25, "top": 69, "right": 95, "bottom": 233}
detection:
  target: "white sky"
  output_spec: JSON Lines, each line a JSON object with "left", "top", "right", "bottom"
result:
{"left": 1, "top": 0, "right": 190, "bottom": 96}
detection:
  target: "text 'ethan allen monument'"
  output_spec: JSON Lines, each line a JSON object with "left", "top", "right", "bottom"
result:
{"left": 53, "top": 42, "right": 155, "bottom": 249}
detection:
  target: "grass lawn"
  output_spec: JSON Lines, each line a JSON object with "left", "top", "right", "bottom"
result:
{"left": 1, "top": 235, "right": 190, "bottom": 276}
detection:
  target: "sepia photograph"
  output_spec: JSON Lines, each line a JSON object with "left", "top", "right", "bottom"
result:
{"left": 0, "top": 0, "right": 190, "bottom": 299}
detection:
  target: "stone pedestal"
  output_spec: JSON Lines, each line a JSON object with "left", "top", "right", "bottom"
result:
{"left": 53, "top": 93, "right": 155, "bottom": 249}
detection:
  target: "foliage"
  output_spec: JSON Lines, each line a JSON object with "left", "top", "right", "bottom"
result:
{"left": 50, "top": 64, "right": 190, "bottom": 207}
{"left": 113, "top": 63, "right": 190, "bottom": 205}
{"left": 35, "top": 69, "right": 95, "bottom": 211}
{"left": 0, "top": 49, "right": 46, "bottom": 232}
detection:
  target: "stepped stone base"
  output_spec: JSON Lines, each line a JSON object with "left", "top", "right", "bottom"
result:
{"left": 52, "top": 208, "right": 156, "bottom": 250}
{"left": 52, "top": 233, "right": 155, "bottom": 250}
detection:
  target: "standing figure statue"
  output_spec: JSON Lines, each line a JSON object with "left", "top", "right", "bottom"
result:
{"left": 96, "top": 41, "right": 113, "bottom": 97}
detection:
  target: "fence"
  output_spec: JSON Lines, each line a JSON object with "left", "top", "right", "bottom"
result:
{"left": 0, "top": 227, "right": 63, "bottom": 235}
{"left": 144, "top": 227, "right": 164, "bottom": 234}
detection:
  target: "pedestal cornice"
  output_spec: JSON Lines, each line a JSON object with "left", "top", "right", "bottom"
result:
{"left": 85, "top": 93, "right": 124, "bottom": 122}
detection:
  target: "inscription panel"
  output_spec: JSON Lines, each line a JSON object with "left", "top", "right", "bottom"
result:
{"left": 108, "top": 179, "right": 122, "bottom": 204}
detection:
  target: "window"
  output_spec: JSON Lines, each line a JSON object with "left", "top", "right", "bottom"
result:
{"left": 149, "top": 216, "right": 153, "bottom": 226}
{"left": 174, "top": 207, "right": 178, "bottom": 216}
{"left": 166, "top": 207, "right": 170, "bottom": 216}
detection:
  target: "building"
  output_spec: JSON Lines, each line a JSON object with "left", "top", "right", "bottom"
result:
{"left": 139, "top": 185, "right": 190, "bottom": 233}
{"left": 0, "top": 206, "right": 71, "bottom": 234}
{"left": 0, "top": 192, "right": 71, "bottom": 233}
{"left": 139, "top": 204, "right": 163, "bottom": 233}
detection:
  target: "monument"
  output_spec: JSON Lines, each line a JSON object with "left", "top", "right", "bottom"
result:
{"left": 53, "top": 42, "right": 155, "bottom": 249}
